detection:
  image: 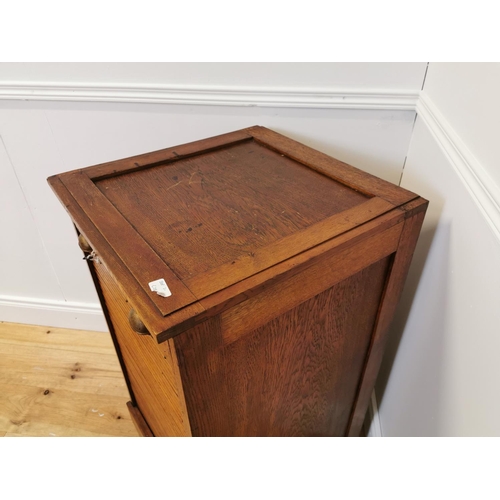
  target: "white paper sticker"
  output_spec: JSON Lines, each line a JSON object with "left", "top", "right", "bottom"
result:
{"left": 148, "top": 278, "right": 172, "bottom": 298}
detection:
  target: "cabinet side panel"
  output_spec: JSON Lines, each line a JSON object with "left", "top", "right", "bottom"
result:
{"left": 346, "top": 202, "right": 428, "bottom": 436}
{"left": 175, "top": 256, "right": 392, "bottom": 436}
{"left": 92, "top": 262, "right": 191, "bottom": 436}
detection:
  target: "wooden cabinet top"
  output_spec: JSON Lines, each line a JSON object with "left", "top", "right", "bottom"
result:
{"left": 48, "top": 126, "right": 422, "bottom": 342}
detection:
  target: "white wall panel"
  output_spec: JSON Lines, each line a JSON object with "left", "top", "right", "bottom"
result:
{"left": 0, "top": 62, "right": 428, "bottom": 90}
{"left": 0, "top": 62, "right": 425, "bottom": 331}
{"left": 43, "top": 101, "right": 415, "bottom": 184}
{"left": 0, "top": 134, "right": 63, "bottom": 301}
{"left": 373, "top": 62, "right": 500, "bottom": 436}
{"left": 423, "top": 63, "right": 500, "bottom": 188}
{"left": 0, "top": 101, "right": 416, "bottom": 329}
{"left": 0, "top": 105, "right": 101, "bottom": 305}
{"left": 376, "top": 116, "right": 500, "bottom": 436}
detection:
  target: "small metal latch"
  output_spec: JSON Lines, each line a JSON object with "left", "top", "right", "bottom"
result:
{"left": 83, "top": 250, "right": 101, "bottom": 264}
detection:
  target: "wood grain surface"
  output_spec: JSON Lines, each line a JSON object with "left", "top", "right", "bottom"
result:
{"left": 249, "top": 126, "right": 418, "bottom": 205}
{"left": 126, "top": 402, "right": 154, "bottom": 437}
{"left": 93, "top": 261, "right": 191, "bottom": 436}
{"left": 47, "top": 176, "right": 181, "bottom": 337}
{"left": 346, "top": 199, "right": 428, "bottom": 436}
{"left": 48, "top": 126, "right": 421, "bottom": 342}
{"left": 63, "top": 171, "right": 199, "bottom": 317}
{"left": 184, "top": 198, "right": 393, "bottom": 298}
{"left": 219, "top": 223, "right": 401, "bottom": 346}
{"left": 81, "top": 129, "right": 255, "bottom": 181}
{"left": 0, "top": 321, "right": 137, "bottom": 437}
{"left": 175, "top": 257, "right": 391, "bottom": 436}
{"left": 47, "top": 126, "right": 427, "bottom": 437}
{"left": 96, "top": 140, "right": 368, "bottom": 281}
{"left": 156, "top": 208, "right": 406, "bottom": 343}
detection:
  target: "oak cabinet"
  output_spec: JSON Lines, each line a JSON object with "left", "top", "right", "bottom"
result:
{"left": 48, "top": 126, "right": 427, "bottom": 436}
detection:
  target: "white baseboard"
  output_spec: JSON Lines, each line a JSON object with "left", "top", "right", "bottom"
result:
{"left": 0, "top": 295, "right": 107, "bottom": 332}
{"left": 367, "top": 391, "right": 382, "bottom": 437}
{"left": 417, "top": 92, "right": 500, "bottom": 241}
{"left": 0, "top": 82, "right": 419, "bottom": 110}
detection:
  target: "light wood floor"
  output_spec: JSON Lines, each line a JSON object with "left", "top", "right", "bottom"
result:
{"left": 0, "top": 321, "right": 138, "bottom": 437}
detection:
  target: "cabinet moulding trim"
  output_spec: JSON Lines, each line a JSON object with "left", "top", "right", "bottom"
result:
{"left": 416, "top": 91, "right": 500, "bottom": 241}
{"left": 0, "top": 82, "right": 419, "bottom": 110}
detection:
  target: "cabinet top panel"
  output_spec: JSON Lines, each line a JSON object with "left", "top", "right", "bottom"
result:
{"left": 95, "top": 140, "right": 366, "bottom": 283}
{"left": 48, "top": 126, "right": 419, "bottom": 332}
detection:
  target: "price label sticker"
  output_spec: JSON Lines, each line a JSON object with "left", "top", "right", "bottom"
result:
{"left": 148, "top": 278, "right": 172, "bottom": 298}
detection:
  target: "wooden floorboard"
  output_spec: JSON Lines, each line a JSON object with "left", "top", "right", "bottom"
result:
{"left": 0, "top": 321, "right": 138, "bottom": 437}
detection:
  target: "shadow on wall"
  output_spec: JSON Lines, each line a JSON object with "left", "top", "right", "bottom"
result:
{"left": 369, "top": 180, "right": 452, "bottom": 436}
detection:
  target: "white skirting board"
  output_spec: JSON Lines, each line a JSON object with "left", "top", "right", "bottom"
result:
{"left": 0, "top": 295, "right": 107, "bottom": 332}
